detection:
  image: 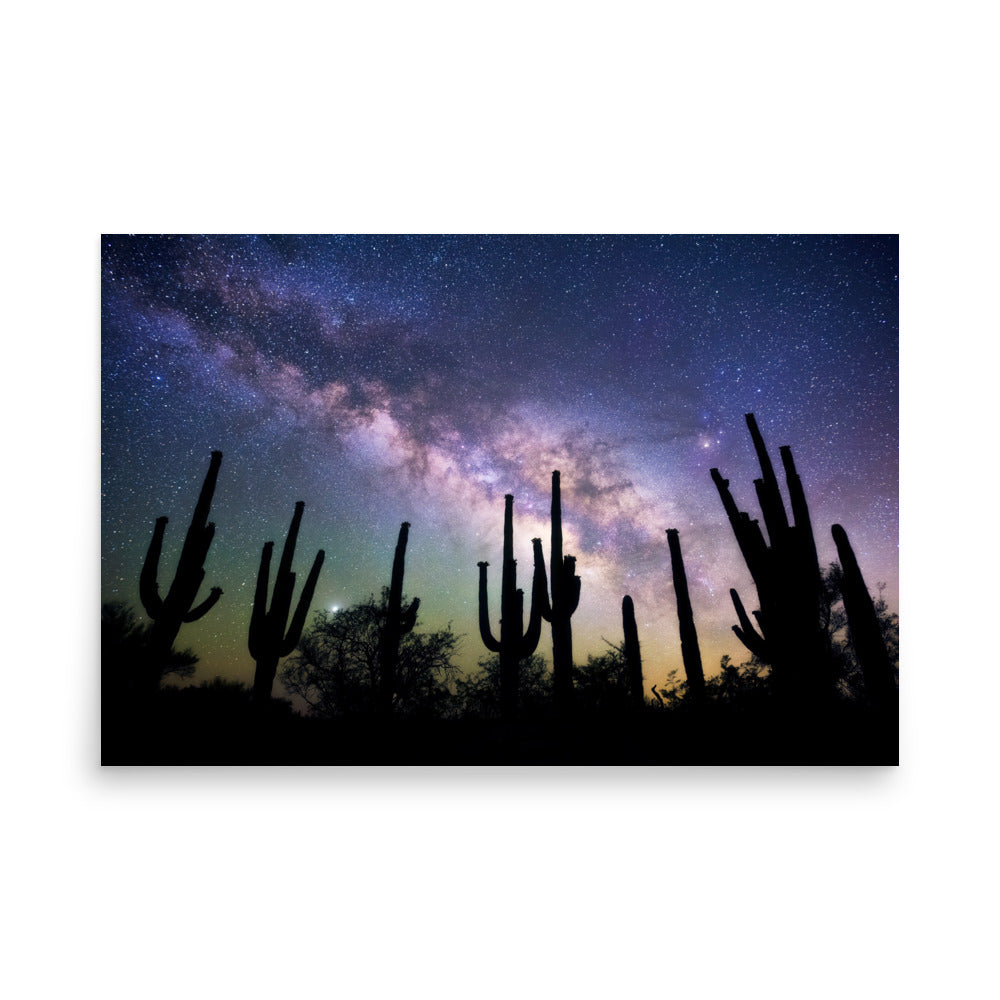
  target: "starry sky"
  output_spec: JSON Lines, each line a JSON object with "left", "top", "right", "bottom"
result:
{"left": 101, "top": 234, "right": 898, "bottom": 698}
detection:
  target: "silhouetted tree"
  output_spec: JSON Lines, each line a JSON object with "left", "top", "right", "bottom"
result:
{"left": 139, "top": 450, "right": 224, "bottom": 677}
{"left": 102, "top": 600, "right": 198, "bottom": 698}
{"left": 477, "top": 493, "right": 547, "bottom": 722}
{"left": 281, "top": 592, "right": 460, "bottom": 719}
{"left": 573, "top": 643, "right": 635, "bottom": 713}
{"left": 249, "top": 501, "right": 325, "bottom": 704}
{"left": 706, "top": 654, "right": 772, "bottom": 705}
{"left": 455, "top": 653, "right": 552, "bottom": 720}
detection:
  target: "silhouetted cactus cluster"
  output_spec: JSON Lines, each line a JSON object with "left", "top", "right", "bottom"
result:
{"left": 122, "top": 407, "right": 895, "bottom": 752}
{"left": 709, "top": 414, "right": 832, "bottom": 703}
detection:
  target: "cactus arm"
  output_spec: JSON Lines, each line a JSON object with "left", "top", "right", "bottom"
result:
{"left": 185, "top": 522, "right": 216, "bottom": 576}
{"left": 565, "top": 556, "right": 581, "bottom": 615}
{"left": 400, "top": 597, "right": 420, "bottom": 635}
{"left": 477, "top": 561, "right": 501, "bottom": 653}
{"left": 140, "top": 516, "right": 168, "bottom": 619}
{"left": 711, "top": 469, "right": 767, "bottom": 585}
{"left": 248, "top": 541, "right": 274, "bottom": 660}
{"left": 532, "top": 536, "right": 553, "bottom": 622}
{"left": 188, "top": 451, "right": 222, "bottom": 536}
{"left": 780, "top": 447, "right": 815, "bottom": 538}
{"left": 730, "top": 588, "right": 763, "bottom": 641}
{"left": 536, "top": 546, "right": 553, "bottom": 622}
{"left": 519, "top": 543, "right": 546, "bottom": 657}
{"left": 278, "top": 501, "right": 305, "bottom": 579}
{"left": 184, "top": 586, "right": 223, "bottom": 623}
{"left": 710, "top": 468, "right": 742, "bottom": 522}
{"left": 281, "top": 549, "right": 325, "bottom": 656}
{"left": 746, "top": 413, "right": 789, "bottom": 539}
{"left": 730, "top": 589, "right": 768, "bottom": 660}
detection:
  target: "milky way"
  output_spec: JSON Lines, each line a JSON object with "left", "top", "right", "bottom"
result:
{"left": 101, "top": 234, "right": 898, "bottom": 696}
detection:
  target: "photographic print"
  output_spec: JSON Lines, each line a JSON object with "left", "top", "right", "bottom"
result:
{"left": 101, "top": 234, "right": 898, "bottom": 764}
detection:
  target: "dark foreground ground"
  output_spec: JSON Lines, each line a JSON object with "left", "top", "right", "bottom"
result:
{"left": 103, "top": 692, "right": 898, "bottom": 766}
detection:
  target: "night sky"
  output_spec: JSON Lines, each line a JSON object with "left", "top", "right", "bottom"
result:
{"left": 101, "top": 234, "right": 898, "bottom": 699}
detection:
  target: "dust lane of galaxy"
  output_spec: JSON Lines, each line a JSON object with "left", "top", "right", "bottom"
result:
{"left": 100, "top": 234, "right": 898, "bottom": 695}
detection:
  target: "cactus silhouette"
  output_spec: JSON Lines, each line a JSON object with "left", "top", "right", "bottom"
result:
{"left": 710, "top": 413, "right": 830, "bottom": 702}
{"left": 377, "top": 521, "right": 421, "bottom": 716}
{"left": 665, "top": 528, "right": 705, "bottom": 702}
{"left": 249, "top": 502, "right": 325, "bottom": 703}
{"left": 477, "top": 493, "right": 547, "bottom": 722}
{"left": 538, "top": 470, "right": 581, "bottom": 709}
{"left": 139, "top": 450, "right": 224, "bottom": 685}
{"left": 831, "top": 523, "right": 897, "bottom": 712}
{"left": 622, "top": 595, "right": 644, "bottom": 709}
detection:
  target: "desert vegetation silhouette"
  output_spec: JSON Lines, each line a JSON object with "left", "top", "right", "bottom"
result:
{"left": 102, "top": 413, "right": 898, "bottom": 764}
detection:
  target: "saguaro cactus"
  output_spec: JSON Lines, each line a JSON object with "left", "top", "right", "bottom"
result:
{"left": 710, "top": 413, "right": 830, "bottom": 702}
{"left": 139, "top": 451, "right": 224, "bottom": 680}
{"left": 831, "top": 523, "right": 897, "bottom": 712}
{"left": 539, "top": 470, "right": 581, "bottom": 709}
{"left": 377, "top": 521, "right": 421, "bottom": 716}
{"left": 666, "top": 528, "right": 705, "bottom": 702}
{"left": 477, "top": 493, "right": 547, "bottom": 722}
{"left": 249, "top": 501, "right": 325, "bottom": 703}
{"left": 622, "top": 595, "right": 644, "bottom": 709}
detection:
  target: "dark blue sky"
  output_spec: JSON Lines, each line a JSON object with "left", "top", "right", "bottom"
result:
{"left": 101, "top": 234, "right": 898, "bottom": 694}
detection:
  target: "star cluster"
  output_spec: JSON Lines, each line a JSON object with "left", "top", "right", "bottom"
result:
{"left": 101, "top": 235, "right": 898, "bottom": 693}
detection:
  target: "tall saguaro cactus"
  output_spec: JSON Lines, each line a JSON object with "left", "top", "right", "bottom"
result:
{"left": 249, "top": 502, "right": 325, "bottom": 703}
{"left": 377, "top": 521, "right": 421, "bottom": 716}
{"left": 622, "top": 595, "right": 644, "bottom": 709}
{"left": 710, "top": 413, "right": 830, "bottom": 702}
{"left": 831, "top": 523, "right": 897, "bottom": 713}
{"left": 477, "top": 493, "right": 547, "bottom": 722}
{"left": 139, "top": 451, "right": 224, "bottom": 680}
{"left": 539, "top": 470, "right": 581, "bottom": 709}
{"left": 666, "top": 528, "right": 705, "bottom": 702}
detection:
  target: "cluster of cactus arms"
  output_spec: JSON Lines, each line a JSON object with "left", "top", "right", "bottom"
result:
{"left": 249, "top": 502, "right": 325, "bottom": 703}
{"left": 477, "top": 494, "right": 547, "bottom": 721}
{"left": 377, "top": 522, "right": 421, "bottom": 716}
{"left": 832, "top": 523, "right": 897, "bottom": 712}
{"left": 621, "top": 595, "right": 644, "bottom": 708}
{"left": 139, "top": 451, "right": 224, "bottom": 679}
{"left": 711, "top": 413, "right": 833, "bottom": 702}
{"left": 539, "top": 471, "right": 582, "bottom": 708}
{"left": 665, "top": 528, "right": 705, "bottom": 702}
